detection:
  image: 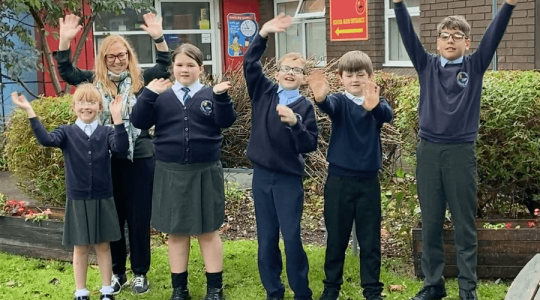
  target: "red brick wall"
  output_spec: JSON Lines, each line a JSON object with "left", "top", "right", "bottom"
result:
{"left": 258, "top": 0, "right": 276, "bottom": 63}
{"left": 419, "top": 0, "right": 536, "bottom": 70}
{"left": 257, "top": 0, "right": 538, "bottom": 71}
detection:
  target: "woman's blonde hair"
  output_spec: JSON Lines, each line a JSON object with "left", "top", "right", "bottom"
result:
{"left": 93, "top": 35, "right": 143, "bottom": 96}
{"left": 72, "top": 83, "right": 103, "bottom": 110}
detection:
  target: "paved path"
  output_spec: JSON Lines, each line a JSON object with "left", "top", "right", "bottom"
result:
{"left": 0, "top": 169, "right": 253, "bottom": 206}
{"left": 0, "top": 171, "right": 38, "bottom": 206}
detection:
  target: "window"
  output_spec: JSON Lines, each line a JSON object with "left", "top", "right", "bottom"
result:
{"left": 94, "top": 0, "right": 220, "bottom": 75}
{"left": 384, "top": 0, "right": 420, "bottom": 67}
{"left": 274, "top": 0, "right": 326, "bottom": 66}
{"left": 94, "top": 7, "right": 155, "bottom": 67}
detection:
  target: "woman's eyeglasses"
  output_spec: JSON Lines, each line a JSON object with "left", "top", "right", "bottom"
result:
{"left": 105, "top": 52, "right": 129, "bottom": 63}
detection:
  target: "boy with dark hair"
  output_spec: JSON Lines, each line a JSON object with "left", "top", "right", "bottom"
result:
{"left": 309, "top": 50, "right": 393, "bottom": 300}
{"left": 393, "top": 0, "right": 519, "bottom": 299}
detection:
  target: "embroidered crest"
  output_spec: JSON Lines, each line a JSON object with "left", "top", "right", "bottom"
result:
{"left": 456, "top": 71, "right": 469, "bottom": 87}
{"left": 200, "top": 100, "right": 213, "bottom": 115}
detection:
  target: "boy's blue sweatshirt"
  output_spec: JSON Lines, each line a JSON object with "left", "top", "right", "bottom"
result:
{"left": 395, "top": 2, "right": 514, "bottom": 143}
{"left": 243, "top": 34, "right": 318, "bottom": 176}
{"left": 318, "top": 94, "right": 393, "bottom": 177}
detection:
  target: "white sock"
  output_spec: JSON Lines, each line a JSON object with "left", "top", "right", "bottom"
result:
{"left": 100, "top": 285, "right": 114, "bottom": 294}
{"left": 74, "top": 288, "right": 89, "bottom": 297}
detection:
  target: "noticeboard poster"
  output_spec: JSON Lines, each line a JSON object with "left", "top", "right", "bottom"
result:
{"left": 227, "top": 13, "right": 259, "bottom": 57}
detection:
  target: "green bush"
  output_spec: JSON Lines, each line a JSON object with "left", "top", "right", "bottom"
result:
{"left": 395, "top": 70, "right": 540, "bottom": 218}
{"left": 2, "top": 94, "right": 75, "bottom": 207}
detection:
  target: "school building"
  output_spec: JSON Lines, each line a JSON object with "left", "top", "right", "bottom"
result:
{"left": 1, "top": 0, "right": 538, "bottom": 119}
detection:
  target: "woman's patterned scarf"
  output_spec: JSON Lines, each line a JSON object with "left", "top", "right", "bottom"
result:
{"left": 96, "top": 70, "right": 140, "bottom": 161}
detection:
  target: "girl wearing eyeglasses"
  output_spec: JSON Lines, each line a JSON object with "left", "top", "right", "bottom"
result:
{"left": 55, "top": 13, "right": 172, "bottom": 296}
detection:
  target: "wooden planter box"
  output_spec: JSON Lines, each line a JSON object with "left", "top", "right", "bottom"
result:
{"left": 0, "top": 209, "right": 96, "bottom": 262}
{"left": 412, "top": 219, "right": 540, "bottom": 279}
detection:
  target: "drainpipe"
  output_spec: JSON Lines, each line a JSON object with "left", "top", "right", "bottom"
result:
{"left": 491, "top": 0, "right": 499, "bottom": 70}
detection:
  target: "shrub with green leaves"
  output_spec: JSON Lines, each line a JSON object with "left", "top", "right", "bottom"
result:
{"left": 2, "top": 94, "right": 75, "bottom": 207}
{"left": 395, "top": 70, "right": 540, "bottom": 218}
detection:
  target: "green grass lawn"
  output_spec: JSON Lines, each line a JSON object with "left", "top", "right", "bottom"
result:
{"left": 0, "top": 240, "right": 508, "bottom": 300}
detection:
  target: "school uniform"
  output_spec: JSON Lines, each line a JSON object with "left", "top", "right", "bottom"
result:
{"left": 395, "top": 2, "right": 515, "bottom": 292}
{"left": 130, "top": 80, "right": 236, "bottom": 235}
{"left": 317, "top": 93, "right": 392, "bottom": 298}
{"left": 244, "top": 33, "right": 318, "bottom": 300}
{"left": 28, "top": 117, "right": 129, "bottom": 246}
{"left": 55, "top": 49, "right": 171, "bottom": 276}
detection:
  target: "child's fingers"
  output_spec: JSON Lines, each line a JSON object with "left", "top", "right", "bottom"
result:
{"left": 11, "top": 92, "right": 20, "bottom": 103}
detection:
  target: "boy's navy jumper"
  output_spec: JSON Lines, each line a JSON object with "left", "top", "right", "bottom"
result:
{"left": 243, "top": 33, "right": 318, "bottom": 300}
{"left": 317, "top": 93, "right": 392, "bottom": 297}
{"left": 395, "top": 1, "right": 515, "bottom": 292}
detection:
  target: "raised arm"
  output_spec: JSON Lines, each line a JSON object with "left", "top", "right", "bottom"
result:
{"left": 363, "top": 82, "right": 393, "bottom": 124}
{"left": 308, "top": 70, "right": 338, "bottom": 116}
{"left": 56, "top": 15, "right": 94, "bottom": 85}
{"left": 141, "top": 13, "right": 172, "bottom": 84}
{"left": 12, "top": 92, "right": 67, "bottom": 147}
{"left": 243, "top": 14, "right": 293, "bottom": 100}
{"left": 471, "top": 1, "right": 516, "bottom": 72}
{"left": 141, "top": 13, "right": 169, "bottom": 52}
{"left": 393, "top": 0, "right": 429, "bottom": 71}
{"left": 212, "top": 82, "right": 237, "bottom": 128}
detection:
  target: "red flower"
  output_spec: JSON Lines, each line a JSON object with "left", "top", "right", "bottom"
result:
{"left": 528, "top": 221, "right": 537, "bottom": 228}
{"left": 505, "top": 223, "right": 512, "bottom": 229}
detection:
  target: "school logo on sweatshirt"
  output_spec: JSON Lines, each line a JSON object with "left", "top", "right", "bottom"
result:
{"left": 457, "top": 72, "right": 469, "bottom": 87}
{"left": 200, "top": 100, "right": 213, "bottom": 115}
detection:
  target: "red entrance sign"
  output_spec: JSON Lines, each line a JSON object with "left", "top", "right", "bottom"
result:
{"left": 330, "top": 0, "right": 368, "bottom": 41}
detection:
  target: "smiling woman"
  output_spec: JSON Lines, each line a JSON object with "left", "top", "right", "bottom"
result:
{"left": 54, "top": 12, "right": 172, "bottom": 296}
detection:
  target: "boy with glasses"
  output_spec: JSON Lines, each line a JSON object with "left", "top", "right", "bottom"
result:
{"left": 393, "top": 0, "right": 519, "bottom": 299}
{"left": 243, "top": 13, "right": 318, "bottom": 300}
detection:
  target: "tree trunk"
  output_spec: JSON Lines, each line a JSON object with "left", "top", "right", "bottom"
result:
{"left": 29, "top": 7, "right": 63, "bottom": 95}
{"left": 64, "top": 14, "right": 96, "bottom": 94}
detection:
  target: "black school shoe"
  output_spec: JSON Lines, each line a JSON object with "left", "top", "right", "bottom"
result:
{"left": 459, "top": 289, "right": 477, "bottom": 300}
{"left": 170, "top": 287, "right": 191, "bottom": 300}
{"left": 74, "top": 297, "right": 90, "bottom": 300}
{"left": 204, "top": 287, "right": 225, "bottom": 300}
{"left": 132, "top": 274, "right": 149, "bottom": 294}
{"left": 318, "top": 287, "right": 340, "bottom": 300}
{"left": 99, "top": 295, "right": 115, "bottom": 300}
{"left": 411, "top": 285, "right": 447, "bottom": 300}
{"left": 111, "top": 274, "right": 128, "bottom": 294}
